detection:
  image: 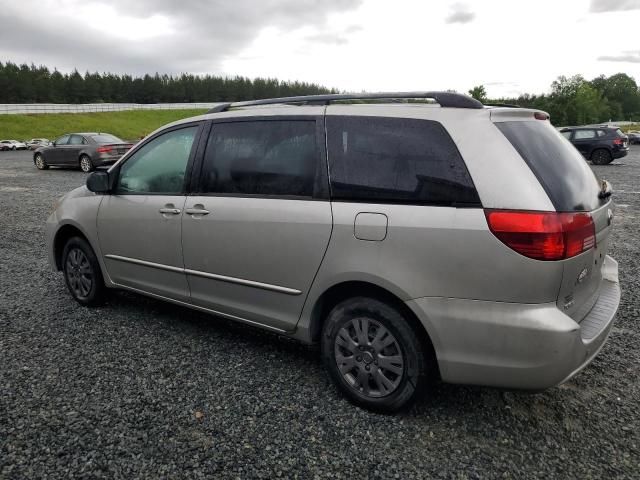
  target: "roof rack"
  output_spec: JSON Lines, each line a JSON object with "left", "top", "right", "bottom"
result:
{"left": 206, "top": 91, "right": 484, "bottom": 114}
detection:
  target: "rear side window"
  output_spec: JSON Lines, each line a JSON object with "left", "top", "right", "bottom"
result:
{"left": 68, "top": 135, "right": 86, "bottom": 145}
{"left": 91, "top": 134, "right": 123, "bottom": 144}
{"left": 201, "top": 120, "right": 317, "bottom": 197}
{"left": 496, "top": 121, "right": 603, "bottom": 212}
{"left": 326, "top": 116, "right": 480, "bottom": 206}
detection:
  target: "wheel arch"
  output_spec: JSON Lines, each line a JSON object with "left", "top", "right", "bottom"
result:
{"left": 306, "top": 280, "right": 439, "bottom": 376}
{"left": 53, "top": 223, "right": 93, "bottom": 271}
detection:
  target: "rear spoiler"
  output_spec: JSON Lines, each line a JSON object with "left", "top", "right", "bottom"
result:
{"left": 489, "top": 107, "right": 550, "bottom": 122}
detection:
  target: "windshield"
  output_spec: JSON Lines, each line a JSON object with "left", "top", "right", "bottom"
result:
{"left": 496, "top": 121, "right": 604, "bottom": 212}
{"left": 91, "top": 134, "right": 124, "bottom": 144}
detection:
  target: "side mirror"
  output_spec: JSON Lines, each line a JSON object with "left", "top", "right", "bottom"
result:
{"left": 86, "top": 171, "right": 111, "bottom": 193}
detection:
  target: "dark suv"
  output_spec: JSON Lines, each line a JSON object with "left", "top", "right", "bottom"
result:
{"left": 560, "top": 126, "right": 629, "bottom": 165}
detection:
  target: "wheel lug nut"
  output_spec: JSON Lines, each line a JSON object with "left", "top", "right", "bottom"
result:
{"left": 365, "top": 365, "right": 370, "bottom": 371}
{"left": 356, "top": 356, "right": 362, "bottom": 362}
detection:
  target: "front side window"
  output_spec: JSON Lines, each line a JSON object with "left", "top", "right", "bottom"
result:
{"left": 326, "top": 116, "right": 480, "bottom": 205}
{"left": 116, "top": 126, "right": 197, "bottom": 194}
{"left": 55, "top": 135, "right": 70, "bottom": 145}
{"left": 574, "top": 130, "right": 596, "bottom": 140}
{"left": 561, "top": 131, "right": 572, "bottom": 140}
{"left": 201, "top": 120, "right": 317, "bottom": 197}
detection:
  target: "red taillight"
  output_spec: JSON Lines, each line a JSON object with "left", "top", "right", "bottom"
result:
{"left": 96, "top": 146, "right": 113, "bottom": 153}
{"left": 485, "top": 210, "right": 596, "bottom": 261}
{"left": 613, "top": 138, "right": 623, "bottom": 145}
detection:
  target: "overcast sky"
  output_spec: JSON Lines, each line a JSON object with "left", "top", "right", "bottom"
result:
{"left": 1, "top": 0, "right": 639, "bottom": 97}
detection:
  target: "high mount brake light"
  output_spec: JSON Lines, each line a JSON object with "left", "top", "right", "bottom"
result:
{"left": 485, "top": 210, "right": 596, "bottom": 261}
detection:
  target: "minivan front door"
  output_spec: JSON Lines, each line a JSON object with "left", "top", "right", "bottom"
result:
{"left": 97, "top": 124, "right": 200, "bottom": 301}
{"left": 181, "top": 118, "right": 332, "bottom": 332}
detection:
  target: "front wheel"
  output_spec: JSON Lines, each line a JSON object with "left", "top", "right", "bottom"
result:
{"left": 34, "top": 153, "right": 48, "bottom": 170}
{"left": 62, "top": 236, "right": 106, "bottom": 306}
{"left": 79, "top": 155, "right": 94, "bottom": 173}
{"left": 11, "top": 146, "right": 16, "bottom": 151}
{"left": 321, "top": 297, "right": 431, "bottom": 413}
{"left": 591, "top": 149, "right": 612, "bottom": 165}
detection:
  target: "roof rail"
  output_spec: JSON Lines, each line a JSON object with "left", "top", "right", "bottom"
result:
{"left": 206, "top": 91, "right": 483, "bottom": 114}
{"left": 484, "top": 103, "right": 521, "bottom": 108}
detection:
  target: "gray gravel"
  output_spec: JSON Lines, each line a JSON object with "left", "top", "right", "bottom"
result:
{"left": 1, "top": 150, "right": 639, "bottom": 479}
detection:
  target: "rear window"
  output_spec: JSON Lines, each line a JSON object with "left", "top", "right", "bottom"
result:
{"left": 615, "top": 129, "right": 625, "bottom": 138}
{"left": 326, "top": 116, "right": 480, "bottom": 206}
{"left": 496, "top": 121, "right": 603, "bottom": 212}
{"left": 91, "top": 134, "right": 123, "bottom": 144}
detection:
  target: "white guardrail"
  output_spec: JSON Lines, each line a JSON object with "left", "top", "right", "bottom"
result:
{"left": 0, "top": 103, "right": 225, "bottom": 114}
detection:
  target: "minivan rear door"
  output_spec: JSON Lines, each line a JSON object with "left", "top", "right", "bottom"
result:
{"left": 494, "top": 117, "right": 612, "bottom": 322}
{"left": 181, "top": 116, "right": 332, "bottom": 332}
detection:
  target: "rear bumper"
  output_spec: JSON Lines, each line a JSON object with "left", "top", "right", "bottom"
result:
{"left": 406, "top": 255, "right": 620, "bottom": 390}
{"left": 613, "top": 148, "right": 629, "bottom": 159}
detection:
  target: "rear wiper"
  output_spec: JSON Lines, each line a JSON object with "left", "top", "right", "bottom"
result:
{"left": 599, "top": 179, "right": 613, "bottom": 199}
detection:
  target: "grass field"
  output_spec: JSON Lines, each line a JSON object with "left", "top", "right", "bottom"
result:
{"left": 0, "top": 109, "right": 208, "bottom": 141}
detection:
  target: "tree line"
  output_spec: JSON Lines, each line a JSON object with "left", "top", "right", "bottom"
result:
{"left": 469, "top": 73, "right": 640, "bottom": 126}
{"left": 0, "top": 62, "right": 337, "bottom": 104}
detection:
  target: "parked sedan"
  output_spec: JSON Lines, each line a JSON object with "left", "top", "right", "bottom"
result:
{"left": 26, "top": 138, "right": 50, "bottom": 150}
{"left": 0, "top": 140, "right": 28, "bottom": 150}
{"left": 33, "top": 133, "right": 133, "bottom": 172}
{"left": 627, "top": 131, "right": 640, "bottom": 145}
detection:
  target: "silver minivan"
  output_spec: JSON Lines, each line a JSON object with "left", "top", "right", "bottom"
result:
{"left": 46, "top": 92, "right": 621, "bottom": 412}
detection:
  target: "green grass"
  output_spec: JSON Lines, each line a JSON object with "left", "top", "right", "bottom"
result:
{"left": 0, "top": 109, "right": 208, "bottom": 141}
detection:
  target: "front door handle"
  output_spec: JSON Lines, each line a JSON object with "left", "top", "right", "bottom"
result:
{"left": 159, "top": 208, "right": 181, "bottom": 215}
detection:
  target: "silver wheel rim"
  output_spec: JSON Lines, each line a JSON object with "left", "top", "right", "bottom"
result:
{"left": 334, "top": 317, "right": 405, "bottom": 398}
{"left": 65, "top": 248, "right": 93, "bottom": 298}
{"left": 35, "top": 155, "right": 44, "bottom": 169}
{"left": 80, "top": 157, "right": 91, "bottom": 172}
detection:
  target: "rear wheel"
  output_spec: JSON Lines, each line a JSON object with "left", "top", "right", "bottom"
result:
{"left": 62, "top": 236, "right": 106, "bottom": 306}
{"left": 34, "top": 153, "right": 48, "bottom": 170}
{"left": 11, "top": 145, "right": 16, "bottom": 151}
{"left": 591, "top": 149, "right": 612, "bottom": 165}
{"left": 321, "top": 296, "right": 431, "bottom": 413}
{"left": 79, "top": 155, "right": 94, "bottom": 173}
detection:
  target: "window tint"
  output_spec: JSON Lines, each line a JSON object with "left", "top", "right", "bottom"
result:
{"left": 561, "top": 131, "right": 572, "bottom": 139}
{"left": 116, "top": 126, "right": 197, "bottom": 194}
{"left": 596, "top": 130, "right": 607, "bottom": 137}
{"left": 55, "top": 135, "right": 70, "bottom": 145}
{"left": 326, "top": 116, "right": 479, "bottom": 205}
{"left": 69, "top": 135, "right": 86, "bottom": 145}
{"left": 496, "top": 121, "right": 602, "bottom": 212}
{"left": 91, "top": 134, "right": 123, "bottom": 144}
{"left": 201, "top": 120, "right": 317, "bottom": 197}
{"left": 574, "top": 129, "right": 596, "bottom": 140}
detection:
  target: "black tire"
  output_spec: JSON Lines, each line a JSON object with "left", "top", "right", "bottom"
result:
{"left": 62, "top": 236, "right": 106, "bottom": 307}
{"left": 591, "top": 148, "right": 612, "bottom": 165}
{"left": 79, "top": 154, "right": 94, "bottom": 173}
{"left": 34, "top": 153, "right": 49, "bottom": 170}
{"left": 11, "top": 145, "right": 16, "bottom": 151}
{"left": 321, "top": 296, "right": 431, "bottom": 413}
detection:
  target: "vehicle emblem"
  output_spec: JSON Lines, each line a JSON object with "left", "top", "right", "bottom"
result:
{"left": 607, "top": 209, "right": 613, "bottom": 226}
{"left": 577, "top": 268, "right": 589, "bottom": 284}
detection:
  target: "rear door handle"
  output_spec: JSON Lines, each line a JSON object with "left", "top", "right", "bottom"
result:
{"left": 159, "top": 208, "right": 181, "bottom": 214}
{"left": 185, "top": 208, "right": 210, "bottom": 216}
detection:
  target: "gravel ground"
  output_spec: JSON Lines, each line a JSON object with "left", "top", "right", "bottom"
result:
{"left": 1, "top": 149, "right": 639, "bottom": 479}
